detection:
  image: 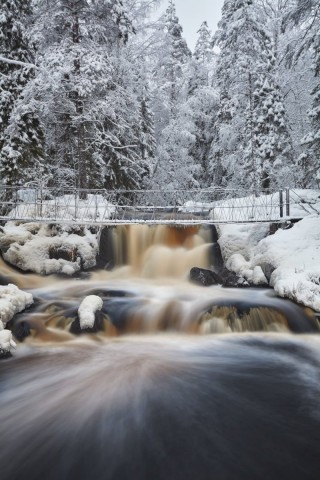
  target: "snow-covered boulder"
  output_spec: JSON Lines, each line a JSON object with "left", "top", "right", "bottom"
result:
{"left": 252, "top": 216, "right": 320, "bottom": 310}
{"left": 0, "top": 284, "right": 33, "bottom": 358}
{"left": 219, "top": 216, "right": 320, "bottom": 311}
{"left": 70, "top": 295, "right": 104, "bottom": 334}
{"left": 0, "top": 328, "right": 16, "bottom": 358}
{"left": 0, "top": 283, "right": 33, "bottom": 327}
{"left": 78, "top": 295, "right": 103, "bottom": 329}
{"left": 0, "top": 222, "right": 98, "bottom": 275}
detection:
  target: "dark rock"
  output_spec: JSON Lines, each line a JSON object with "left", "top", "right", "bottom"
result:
{"left": 70, "top": 310, "right": 105, "bottom": 335}
{"left": 0, "top": 349, "right": 12, "bottom": 360}
{"left": 208, "top": 225, "right": 219, "bottom": 243}
{"left": 260, "top": 263, "right": 275, "bottom": 283}
{"left": 210, "top": 242, "right": 224, "bottom": 271}
{"left": 215, "top": 267, "right": 250, "bottom": 288}
{"left": 222, "top": 273, "right": 250, "bottom": 288}
{"left": 190, "top": 266, "right": 250, "bottom": 288}
{"left": 49, "top": 245, "right": 78, "bottom": 263}
{"left": 96, "top": 227, "right": 116, "bottom": 270}
{"left": 6, "top": 319, "right": 31, "bottom": 342}
{"left": 190, "top": 267, "right": 223, "bottom": 286}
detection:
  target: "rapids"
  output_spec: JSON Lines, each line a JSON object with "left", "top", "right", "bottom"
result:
{"left": 0, "top": 224, "right": 320, "bottom": 479}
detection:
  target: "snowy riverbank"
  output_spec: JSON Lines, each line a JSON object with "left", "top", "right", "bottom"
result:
{"left": 218, "top": 216, "right": 320, "bottom": 311}
{"left": 213, "top": 189, "right": 320, "bottom": 311}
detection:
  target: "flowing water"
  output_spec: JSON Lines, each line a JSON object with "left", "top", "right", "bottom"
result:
{"left": 0, "top": 224, "right": 320, "bottom": 480}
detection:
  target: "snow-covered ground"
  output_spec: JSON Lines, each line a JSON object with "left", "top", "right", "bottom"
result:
{"left": 212, "top": 189, "right": 320, "bottom": 222}
{"left": 0, "top": 284, "right": 33, "bottom": 355}
{"left": 6, "top": 193, "right": 116, "bottom": 224}
{"left": 218, "top": 214, "right": 320, "bottom": 311}
{"left": 181, "top": 189, "right": 320, "bottom": 222}
{"left": 0, "top": 222, "right": 98, "bottom": 275}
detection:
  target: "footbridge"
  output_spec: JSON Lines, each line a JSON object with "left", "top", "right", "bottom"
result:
{"left": 0, "top": 187, "right": 316, "bottom": 226}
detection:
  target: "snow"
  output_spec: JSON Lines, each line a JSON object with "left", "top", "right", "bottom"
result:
{"left": 0, "top": 222, "right": 98, "bottom": 275}
{"left": 179, "top": 189, "right": 320, "bottom": 222}
{"left": 211, "top": 189, "right": 320, "bottom": 222}
{"left": 8, "top": 194, "right": 116, "bottom": 224}
{"left": 0, "top": 284, "right": 33, "bottom": 355}
{"left": 78, "top": 295, "right": 103, "bottom": 330}
{"left": 219, "top": 215, "right": 320, "bottom": 311}
{"left": 0, "top": 284, "right": 33, "bottom": 326}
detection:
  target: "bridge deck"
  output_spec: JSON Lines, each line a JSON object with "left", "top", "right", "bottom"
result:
{"left": 0, "top": 187, "right": 311, "bottom": 225}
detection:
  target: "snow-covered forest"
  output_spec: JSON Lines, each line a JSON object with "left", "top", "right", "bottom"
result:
{"left": 0, "top": 0, "right": 319, "bottom": 193}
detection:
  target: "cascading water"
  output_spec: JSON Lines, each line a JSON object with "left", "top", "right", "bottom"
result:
{"left": 0, "top": 224, "right": 320, "bottom": 480}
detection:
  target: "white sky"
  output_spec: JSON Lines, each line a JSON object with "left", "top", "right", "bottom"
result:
{"left": 156, "top": 0, "right": 225, "bottom": 51}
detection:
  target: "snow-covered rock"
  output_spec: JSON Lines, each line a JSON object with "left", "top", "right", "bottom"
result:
{"left": 0, "top": 222, "right": 98, "bottom": 275}
{"left": 0, "top": 283, "right": 33, "bottom": 326}
{"left": 0, "top": 284, "right": 32, "bottom": 356}
{"left": 0, "top": 328, "right": 16, "bottom": 355}
{"left": 219, "top": 216, "right": 320, "bottom": 311}
{"left": 78, "top": 295, "right": 103, "bottom": 330}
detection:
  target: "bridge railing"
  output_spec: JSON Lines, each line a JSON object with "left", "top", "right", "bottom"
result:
{"left": 0, "top": 186, "right": 293, "bottom": 224}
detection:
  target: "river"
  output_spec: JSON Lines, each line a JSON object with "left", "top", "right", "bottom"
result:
{"left": 0, "top": 224, "right": 319, "bottom": 479}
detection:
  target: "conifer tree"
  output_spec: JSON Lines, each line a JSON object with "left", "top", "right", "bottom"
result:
{"left": 138, "top": 86, "right": 156, "bottom": 172}
{"left": 184, "top": 21, "right": 218, "bottom": 187}
{"left": 284, "top": 0, "right": 320, "bottom": 186}
{"left": 212, "top": 0, "right": 293, "bottom": 192}
{"left": 163, "top": 0, "right": 191, "bottom": 116}
{"left": 30, "top": 0, "right": 149, "bottom": 192}
{"left": 151, "top": 1, "right": 192, "bottom": 188}
{"left": 194, "top": 21, "right": 213, "bottom": 63}
{"left": 0, "top": 0, "right": 45, "bottom": 186}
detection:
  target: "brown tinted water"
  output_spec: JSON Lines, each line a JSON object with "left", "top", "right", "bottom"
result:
{"left": 0, "top": 225, "right": 320, "bottom": 480}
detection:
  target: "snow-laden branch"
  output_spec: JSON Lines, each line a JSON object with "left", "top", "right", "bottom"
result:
{"left": 0, "top": 56, "right": 39, "bottom": 70}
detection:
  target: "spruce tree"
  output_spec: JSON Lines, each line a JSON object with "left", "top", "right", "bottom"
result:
{"left": 184, "top": 22, "right": 218, "bottom": 187}
{"left": 212, "top": 0, "right": 293, "bottom": 192}
{"left": 138, "top": 86, "right": 156, "bottom": 173}
{"left": 0, "top": 0, "right": 45, "bottom": 186}
{"left": 163, "top": 0, "right": 191, "bottom": 116}
{"left": 31, "top": 0, "right": 149, "bottom": 192}
{"left": 194, "top": 21, "right": 213, "bottom": 63}
{"left": 285, "top": 0, "right": 320, "bottom": 186}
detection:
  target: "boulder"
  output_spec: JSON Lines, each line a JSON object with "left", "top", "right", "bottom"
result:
{"left": 190, "top": 267, "right": 223, "bottom": 286}
{"left": 190, "top": 266, "right": 250, "bottom": 288}
{"left": 222, "top": 272, "right": 250, "bottom": 288}
{"left": 70, "top": 310, "right": 105, "bottom": 335}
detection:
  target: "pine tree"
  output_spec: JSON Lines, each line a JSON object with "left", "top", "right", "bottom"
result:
{"left": 0, "top": 0, "right": 45, "bottom": 186}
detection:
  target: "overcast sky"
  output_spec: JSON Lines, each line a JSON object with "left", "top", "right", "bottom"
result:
{"left": 159, "top": 0, "right": 225, "bottom": 51}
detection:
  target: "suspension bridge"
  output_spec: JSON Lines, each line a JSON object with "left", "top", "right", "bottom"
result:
{"left": 0, "top": 187, "right": 316, "bottom": 226}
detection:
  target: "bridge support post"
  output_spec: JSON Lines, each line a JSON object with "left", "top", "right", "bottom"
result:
{"left": 279, "top": 189, "right": 283, "bottom": 218}
{"left": 285, "top": 188, "right": 290, "bottom": 217}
